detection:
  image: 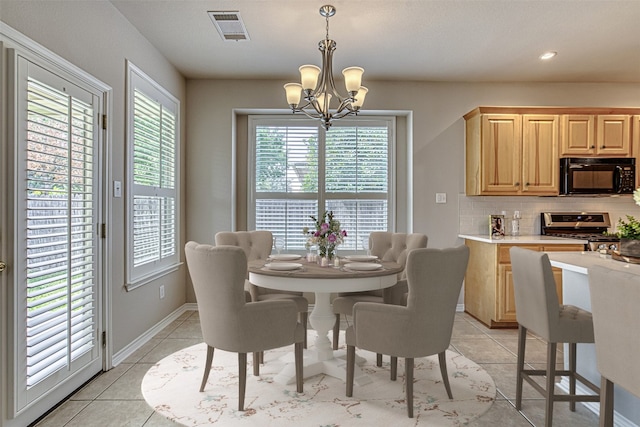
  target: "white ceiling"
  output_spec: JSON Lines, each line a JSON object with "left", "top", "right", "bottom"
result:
{"left": 110, "top": 0, "right": 640, "bottom": 83}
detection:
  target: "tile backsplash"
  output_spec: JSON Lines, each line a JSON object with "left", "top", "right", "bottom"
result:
{"left": 458, "top": 194, "right": 637, "bottom": 236}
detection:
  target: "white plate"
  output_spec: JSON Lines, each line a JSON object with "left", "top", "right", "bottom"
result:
{"left": 264, "top": 262, "right": 302, "bottom": 271}
{"left": 344, "top": 262, "right": 383, "bottom": 271}
{"left": 344, "top": 255, "right": 378, "bottom": 262}
{"left": 269, "top": 254, "right": 302, "bottom": 261}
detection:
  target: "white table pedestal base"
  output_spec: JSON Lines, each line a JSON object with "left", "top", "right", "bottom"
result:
{"left": 273, "top": 291, "right": 371, "bottom": 386}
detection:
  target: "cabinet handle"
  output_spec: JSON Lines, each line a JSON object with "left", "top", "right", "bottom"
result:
{"left": 0, "top": 261, "right": 6, "bottom": 272}
{"left": 525, "top": 182, "right": 530, "bottom": 186}
{"left": 601, "top": 145, "right": 606, "bottom": 149}
{"left": 514, "top": 182, "right": 520, "bottom": 186}
{"left": 590, "top": 145, "right": 595, "bottom": 149}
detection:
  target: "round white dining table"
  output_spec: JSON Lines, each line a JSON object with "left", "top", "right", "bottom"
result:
{"left": 248, "top": 258, "right": 403, "bottom": 386}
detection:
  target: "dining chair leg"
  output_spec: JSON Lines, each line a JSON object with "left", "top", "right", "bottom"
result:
{"left": 346, "top": 345, "right": 355, "bottom": 397}
{"left": 376, "top": 353, "right": 383, "bottom": 367}
{"left": 300, "top": 312, "right": 308, "bottom": 349}
{"left": 515, "top": 325, "right": 526, "bottom": 410}
{"left": 569, "top": 342, "right": 577, "bottom": 412}
{"left": 332, "top": 314, "right": 340, "bottom": 350}
{"left": 600, "top": 377, "right": 614, "bottom": 427}
{"left": 390, "top": 356, "right": 398, "bottom": 381}
{"left": 406, "top": 357, "right": 414, "bottom": 418}
{"left": 545, "top": 342, "right": 557, "bottom": 427}
{"left": 295, "top": 342, "right": 304, "bottom": 393}
{"left": 200, "top": 345, "right": 214, "bottom": 392}
{"left": 259, "top": 351, "right": 264, "bottom": 364}
{"left": 238, "top": 352, "right": 247, "bottom": 411}
{"left": 253, "top": 352, "right": 260, "bottom": 376}
{"left": 438, "top": 351, "right": 453, "bottom": 399}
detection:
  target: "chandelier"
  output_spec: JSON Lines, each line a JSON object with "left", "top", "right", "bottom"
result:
{"left": 283, "top": 5, "right": 368, "bottom": 130}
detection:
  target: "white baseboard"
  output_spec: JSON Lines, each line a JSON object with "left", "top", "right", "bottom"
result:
{"left": 457, "top": 303, "right": 464, "bottom": 312}
{"left": 558, "top": 378, "right": 638, "bottom": 427}
{"left": 111, "top": 303, "right": 198, "bottom": 366}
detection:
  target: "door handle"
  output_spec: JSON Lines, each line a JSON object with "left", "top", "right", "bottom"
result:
{"left": 0, "top": 261, "right": 6, "bottom": 272}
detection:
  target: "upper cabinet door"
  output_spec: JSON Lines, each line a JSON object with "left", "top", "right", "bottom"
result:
{"left": 521, "top": 115, "right": 559, "bottom": 195}
{"left": 480, "top": 114, "right": 522, "bottom": 193}
{"left": 597, "top": 115, "right": 631, "bottom": 156}
{"left": 560, "top": 115, "right": 595, "bottom": 156}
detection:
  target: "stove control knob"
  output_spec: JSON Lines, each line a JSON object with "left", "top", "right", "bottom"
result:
{"left": 609, "top": 243, "right": 618, "bottom": 251}
{"left": 597, "top": 243, "right": 607, "bottom": 250}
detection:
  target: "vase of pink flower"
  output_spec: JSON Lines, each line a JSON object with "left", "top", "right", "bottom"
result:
{"left": 303, "top": 211, "right": 347, "bottom": 265}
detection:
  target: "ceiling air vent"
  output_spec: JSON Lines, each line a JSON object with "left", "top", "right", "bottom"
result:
{"left": 208, "top": 11, "right": 250, "bottom": 41}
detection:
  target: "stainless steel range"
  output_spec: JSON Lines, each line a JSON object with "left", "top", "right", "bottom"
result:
{"left": 540, "top": 212, "right": 619, "bottom": 252}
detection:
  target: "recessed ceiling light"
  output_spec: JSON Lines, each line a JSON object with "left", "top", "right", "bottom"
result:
{"left": 539, "top": 51, "right": 557, "bottom": 61}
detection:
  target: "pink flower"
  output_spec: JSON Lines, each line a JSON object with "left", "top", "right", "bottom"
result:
{"left": 328, "top": 234, "right": 337, "bottom": 243}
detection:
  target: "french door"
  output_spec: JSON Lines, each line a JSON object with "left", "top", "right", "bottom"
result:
{"left": 8, "top": 52, "right": 104, "bottom": 421}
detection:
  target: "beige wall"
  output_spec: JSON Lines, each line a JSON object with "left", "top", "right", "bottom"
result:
{"left": 186, "top": 80, "right": 639, "bottom": 301}
{"left": 1, "top": 1, "right": 188, "bottom": 353}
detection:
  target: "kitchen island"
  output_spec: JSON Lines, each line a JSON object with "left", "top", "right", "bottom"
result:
{"left": 547, "top": 251, "right": 640, "bottom": 427}
{"left": 460, "top": 234, "right": 586, "bottom": 327}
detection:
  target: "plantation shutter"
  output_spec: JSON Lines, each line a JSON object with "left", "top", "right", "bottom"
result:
{"left": 250, "top": 117, "right": 393, "bottom": 251}
{"left": 325, "top": 124, "right": 389, "bottom": 248}
{"left": 126, "top": 63, "right": 180, "bottom": 288}
{"left": 24, "top": 76, "right": 97, "bottom": 388}
{"left": 254, "top": 124, "right": 319, "bottom": 249}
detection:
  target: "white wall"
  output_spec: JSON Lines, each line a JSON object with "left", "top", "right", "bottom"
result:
{"left": 1, "top": 1, "right": 188, "bottom": 353}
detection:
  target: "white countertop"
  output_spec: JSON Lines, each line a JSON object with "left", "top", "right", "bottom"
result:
{"left": 458, "top": 234, "right": 588, "bottom": 245}
{"left": 547, "top": 251, "right": 640, "bottom": 275}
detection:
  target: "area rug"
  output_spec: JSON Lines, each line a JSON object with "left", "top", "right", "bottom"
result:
{"left": 142, "top": 338, "right": 496, "bottom": 426}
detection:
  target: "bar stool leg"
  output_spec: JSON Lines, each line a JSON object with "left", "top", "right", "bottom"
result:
{"left": 545, "top": 342, "right": 557, "bottom": 427}
{"left": 600, "top": 377, "right": 614, "bottom": 427}
{"left": 516, "top": 325, "right": 526, "bottom": 410}
{"left": 569, "top": 342, "right": 577, "bottom": 412}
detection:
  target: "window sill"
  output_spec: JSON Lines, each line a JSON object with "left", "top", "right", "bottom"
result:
{"left": 126, "top": 262, "right": 183, "bottom": 292}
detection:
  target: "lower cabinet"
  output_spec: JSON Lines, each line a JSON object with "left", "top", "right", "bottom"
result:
{"left": 464, "top": 240, "right": 583, "bottom": 328}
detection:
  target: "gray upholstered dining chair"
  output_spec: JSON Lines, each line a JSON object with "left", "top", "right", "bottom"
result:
{"left": 345, "top": 245, "right": 469, "bottom": 418}
{"left": 589, "top": 265, "right": 640, "bottom": 427}
{"left": 332, "top": 232, "right": 428, "bottom": 356}
{"left": 185, "top": 242, "right": 304, "bottom": 411}
{"left": 510, "top": 247, "right": 600, "bottom": 427}
{"left": 215, "top": 230, "right": 309, "bottom": 348}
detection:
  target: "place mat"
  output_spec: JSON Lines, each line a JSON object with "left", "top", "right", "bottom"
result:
{"left": 142, "top": 337, "right": 496, "bottom": 426}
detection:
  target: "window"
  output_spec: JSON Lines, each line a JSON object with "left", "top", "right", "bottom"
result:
{"left": 249, "top": 116, "right": 394, "bottom": 251}
{"left": 126, "top": 62, "right": 180, "bottom": 289}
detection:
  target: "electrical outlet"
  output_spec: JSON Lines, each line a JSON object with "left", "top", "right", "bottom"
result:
{"left": 159, "top": 285, "right": 165, "bottom": 299}
{"left": 435, "top": 193, "right": 447, "bottom": 204}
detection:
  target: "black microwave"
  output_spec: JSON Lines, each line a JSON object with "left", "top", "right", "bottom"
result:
{"left": 560, "top": 157, "right": 635, "bottom": 195}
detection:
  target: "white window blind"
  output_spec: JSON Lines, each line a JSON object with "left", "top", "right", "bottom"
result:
{"left": 126, "top": 62, "right": 180, "bottom": 288}
{"left": 24, "top": 76, "right": 96, "bottom": 388}
{"left": 250, "top": 117, "right": 393, "bottom": 251}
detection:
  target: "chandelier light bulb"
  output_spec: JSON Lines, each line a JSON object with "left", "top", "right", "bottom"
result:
{"left": 351, "top": 86, "right": 368, "bottom": 108}
{"left": 299, "top": 65, "right": 321, "bottom": 91}
{"left": 316, "top": 93, "right": 332, "bottom": 114}
{"left": 283, "top": 83, "right": 303, "bottom": 107}
{"left": 342, "top": 67, "right": 364, "bottom": 93}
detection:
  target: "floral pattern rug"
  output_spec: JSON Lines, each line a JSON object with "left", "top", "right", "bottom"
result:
{"left": 141, "top": 338, "right": 496, "bottom": 426}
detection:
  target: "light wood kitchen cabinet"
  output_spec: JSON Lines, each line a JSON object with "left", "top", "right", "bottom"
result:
{"left": 465, "top": 107, "right": 640, "bottom": 197}
{"left": 464, "top": 239, "right": 583, "bottom": 328}
{"left": 465, "top": 111, "right": 558, "bottom": 196}
{"left": 560, "top": 114, "right": 632, "bottom": 157}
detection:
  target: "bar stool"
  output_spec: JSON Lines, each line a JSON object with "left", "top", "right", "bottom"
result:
{"left": 589, "top": 266, "right": 640, "bottom": 427}
{"left": 510, "top": 247, "right": 600, "bottom": 427}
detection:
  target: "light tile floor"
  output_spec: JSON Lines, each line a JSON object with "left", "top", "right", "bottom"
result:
{"left": 33, "top": 311, "right": 600, "bottom": 426}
